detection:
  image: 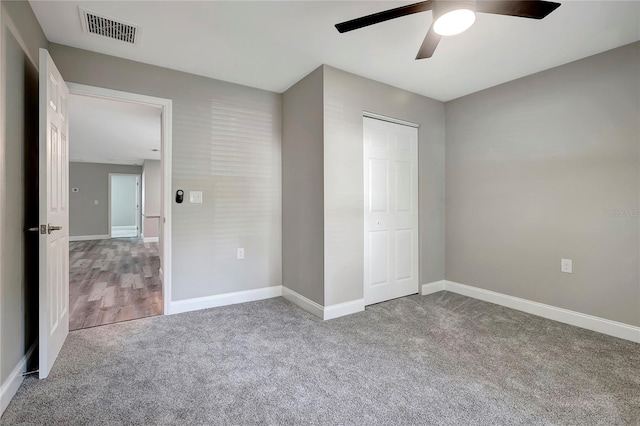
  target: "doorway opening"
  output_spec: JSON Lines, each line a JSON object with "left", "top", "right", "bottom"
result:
{"left": 109, "top": 173, "right": 141, "bottom": 238}
{"left": 66, "top": 84, "right": 172, "bottom": 330}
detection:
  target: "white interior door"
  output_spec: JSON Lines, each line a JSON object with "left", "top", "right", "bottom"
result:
{"left": 38, "top": 49, "right": 70, "bottom": 379}
{"left": 364, "top": 117, "right": 418, "bottom": 306}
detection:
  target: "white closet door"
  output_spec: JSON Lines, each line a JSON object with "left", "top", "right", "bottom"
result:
{"left": 364, "top": 117, "right": 418, "bottom": 306}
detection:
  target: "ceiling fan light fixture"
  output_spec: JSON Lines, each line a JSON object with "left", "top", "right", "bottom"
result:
{"left": 334, "top": 0, "right": 561, "bottom": 59}
{"left": 433, "top": 8, "right": 476, "bottom": 36}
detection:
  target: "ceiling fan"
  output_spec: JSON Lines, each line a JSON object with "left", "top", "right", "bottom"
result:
{"left": 335, "top": 1, "right": 561, "bottom": 59}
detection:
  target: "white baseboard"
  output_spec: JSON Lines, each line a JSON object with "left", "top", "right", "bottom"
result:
{"left": 282, "top": 286, "right": 365, "bottom": 320}
{"left": 69, "top": 234, "right": 109, "bottom": 242}
{"left": 169, "top": 285, "right": 283, "bottom": 315}
{"left": 143, "top": 236, "right": 159, "bottom": 243}
{"left": 0, "top": 343, "right": 36, "bottom": 416}
{"left": 324, "top": 298, "right": 365, "bottom": 320}
{"left": 422, "top": 280, "right": 640, "bottom": 343}
{"left": 421, "top": 280, "right": 446, "bottom": 295}
{"left": 282, "top": 286, "right": 324, "bottom": 319}
{"left": 167, "top": 285, "right": 362, "bottom": 321}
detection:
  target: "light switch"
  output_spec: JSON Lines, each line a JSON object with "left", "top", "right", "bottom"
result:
{"left": 94, "top": 200, "right": 99, "bottom": 205}
{"left": 189, "top": 191, "right": 203, "bottom": 204}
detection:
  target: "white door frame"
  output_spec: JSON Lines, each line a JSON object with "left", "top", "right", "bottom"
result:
{"left": 108, "top": 173, "right": 141, "bottom": 238}
{"left": 67, "top": 83, "right": 172, "bottom": 315}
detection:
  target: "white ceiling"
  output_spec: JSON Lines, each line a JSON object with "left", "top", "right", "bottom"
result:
{"left": 69, "top": 94, "right": 161, "bottom": 166}
{"left": 31, "top": 1, "right": 640, "bottom": 102}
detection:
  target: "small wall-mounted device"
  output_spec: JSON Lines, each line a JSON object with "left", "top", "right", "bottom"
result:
{"left": 176, "top": 190, "right": 184, "bottom": 204}
{"left": 189, "top": 191, "right": 203, "bottom": 204}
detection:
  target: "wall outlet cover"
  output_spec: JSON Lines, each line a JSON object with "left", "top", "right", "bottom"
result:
{"left": 561, "top": 258, "right": 572, "bottom": 274}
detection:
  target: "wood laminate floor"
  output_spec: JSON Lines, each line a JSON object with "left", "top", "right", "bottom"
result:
{"left": 69, "top": 238, "right": 162, "bottom": 331}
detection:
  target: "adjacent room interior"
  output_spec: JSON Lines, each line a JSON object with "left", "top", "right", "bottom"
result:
{"left": 67, "top": 93, "right": 163, "bottom": 330}
{"left": 0, "top": 0, "right": 638, "bottom": 424}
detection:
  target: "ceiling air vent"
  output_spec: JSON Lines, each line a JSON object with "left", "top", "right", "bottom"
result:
{"left": 79, "top": 8, "right": 140, "bottom": 45}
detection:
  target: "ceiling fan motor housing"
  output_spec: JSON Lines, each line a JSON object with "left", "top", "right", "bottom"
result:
{"left": 433, "top": 0, "right": 477, "bottom": 20}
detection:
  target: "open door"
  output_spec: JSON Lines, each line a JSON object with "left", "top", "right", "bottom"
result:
{"left": 38, "top": 48, "right": 70, "bottom": 379}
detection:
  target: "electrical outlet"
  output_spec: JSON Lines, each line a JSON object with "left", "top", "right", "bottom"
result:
{"left": 561, "top": 259, "right": 572, "bottom": 274}
{"left": 237, "top": 248, "right": 244, "bottom": 260}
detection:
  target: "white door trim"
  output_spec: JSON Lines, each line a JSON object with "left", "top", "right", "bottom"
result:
{"left": 67, "top": 83, "right": 173, "bottom": 315}
{"left": 108, "top": 173, "right": 141, "bottom": 238}
{"left": 363, "top": 111, "right": 420, "bottom": 128}
{"left": 0, "top": 7, "right": 6, "bottom": 393}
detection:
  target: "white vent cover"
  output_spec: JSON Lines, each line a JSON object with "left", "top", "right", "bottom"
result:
{"left": 79, "top": 8, "right": 140, "bottom": 45}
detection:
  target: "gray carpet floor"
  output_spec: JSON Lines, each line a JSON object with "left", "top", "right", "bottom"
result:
{"left": 2, "top": 292, "right": 639, "bottom": 425}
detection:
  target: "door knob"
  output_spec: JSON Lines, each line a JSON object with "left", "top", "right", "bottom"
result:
{"left": 47, "top": 224, "right": 63, "bottom": 234}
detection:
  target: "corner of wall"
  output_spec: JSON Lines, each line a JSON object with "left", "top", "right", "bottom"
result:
{"left": 281, "top": 65, "right": 326, "bottom": 306}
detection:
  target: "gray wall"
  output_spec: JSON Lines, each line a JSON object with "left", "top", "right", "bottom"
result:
{"left": 51, "top": 44, "right": 282, "bottom": 301}
{"left": 323, "top": 65, "right": 446, "bottom": 306}
{"left": 142, "top": 160, "right": 161, "bottom": 238}
{"left": 445, "top": 42, "right": 640, "bottom": 326}
{"left": 0, "top": 0, "right": 46, "bottom": 387}
{"left": 69, "top": 162, "right": 141, "bottom": 237}
{"left": 110, "top": 174, "right": 138, "bottom": 227}
{"left": 282, "top": 66, "right": 325, "bottom": 305}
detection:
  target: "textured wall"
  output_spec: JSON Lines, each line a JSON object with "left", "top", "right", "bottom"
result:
{"left": 323, "top": 66, "right": 446, "bottom": 306}
{"left": 69, "top": 162, "right": 142, "bottom": 237}
{"left": 445, "top": 42, "right": 640, "bottom": 326}
{"left": 282, "top": 66, "right": 325, "bottom": 305}
{"left": 50, "top": 44, "right": 282, "bottom": 301}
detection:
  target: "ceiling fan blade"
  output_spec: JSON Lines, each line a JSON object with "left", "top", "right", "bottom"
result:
{"left": 415, "top": 24, "right": 441, "bottom": 59}
{"left": 335, "top": 1, "right": 433, "bottom": 33}
{"left": 476, "top": 1, "right": 561, "bottom": 19}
